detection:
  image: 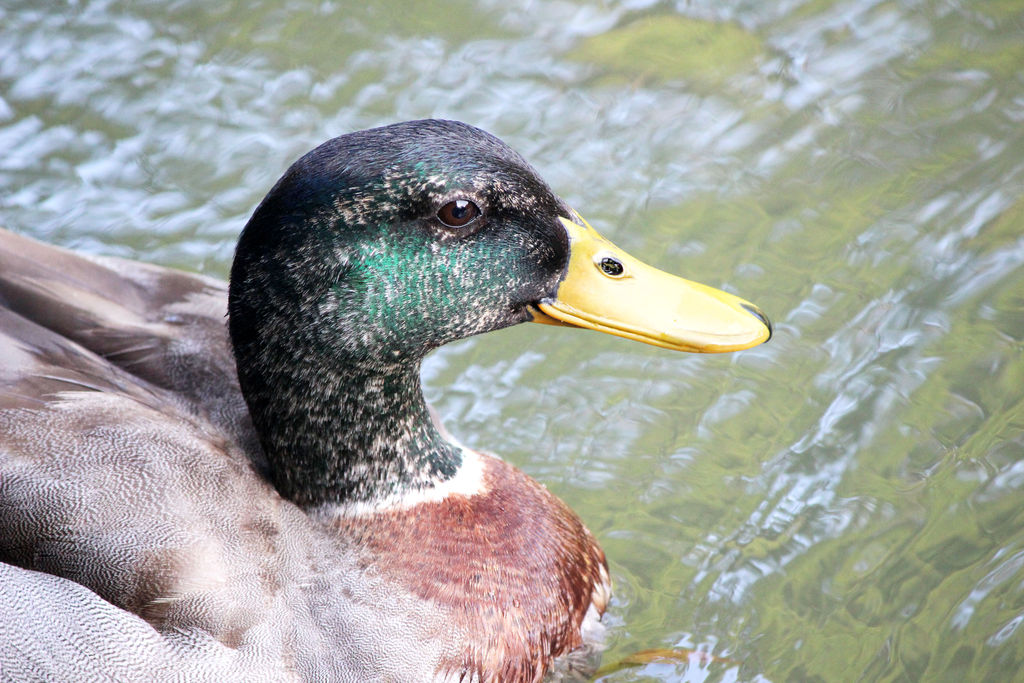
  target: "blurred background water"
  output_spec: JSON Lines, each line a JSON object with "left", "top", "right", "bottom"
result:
{"left": 2, "top": 0, "right": 1023, "bottom": 680}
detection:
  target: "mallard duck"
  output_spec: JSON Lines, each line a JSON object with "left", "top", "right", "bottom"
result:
{"left": 0, "top": 119, "right": 770, "bottom": 682}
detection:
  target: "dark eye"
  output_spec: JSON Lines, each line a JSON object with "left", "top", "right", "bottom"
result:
{"left": 436, "top": 199, "right": 481, "bottom": 228}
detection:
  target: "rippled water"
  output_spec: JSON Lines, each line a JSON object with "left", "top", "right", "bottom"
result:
{"left": 3, "top": 0, "right": 1024, "bottom": 680}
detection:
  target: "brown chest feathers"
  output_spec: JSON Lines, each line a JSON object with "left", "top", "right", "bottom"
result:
{"left": 329, "top": 454, "right": 609, "bottom": 683}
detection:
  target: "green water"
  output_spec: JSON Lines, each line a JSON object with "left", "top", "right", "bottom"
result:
{"left": 3, "top": 0, "right": 1023, "bottom": 680}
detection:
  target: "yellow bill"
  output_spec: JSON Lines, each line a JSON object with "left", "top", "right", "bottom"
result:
{"left": 530, "top": 216, "right": 771, "bottom": 353}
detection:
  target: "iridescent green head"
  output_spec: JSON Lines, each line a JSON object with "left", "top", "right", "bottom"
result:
{"left": 230, "top": 119, "right": 571, "bottom": 367}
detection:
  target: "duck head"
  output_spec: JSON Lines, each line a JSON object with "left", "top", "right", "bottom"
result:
{"left": 228, "top": 119, "right": 770, "bottom": 507}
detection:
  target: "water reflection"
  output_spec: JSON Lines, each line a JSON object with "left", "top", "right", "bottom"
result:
{"left": 2, "top": 0, "right": 1024, "bottom": 680}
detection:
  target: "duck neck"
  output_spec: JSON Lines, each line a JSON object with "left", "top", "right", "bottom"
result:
{"left": 252, "top": 351, "right": 462, "bottom": 509}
